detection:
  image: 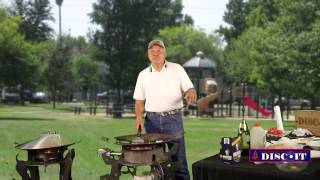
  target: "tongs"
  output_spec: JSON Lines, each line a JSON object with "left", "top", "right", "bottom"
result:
{"left": 131, "top": 125, "right": 144, "bottom": 144}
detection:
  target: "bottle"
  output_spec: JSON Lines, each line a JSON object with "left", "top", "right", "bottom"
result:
{"left": 250, "top": 123, "right": 266, "bottom": 149}
{"left": 238, "top": 119, "right": 250, "bottom": 156}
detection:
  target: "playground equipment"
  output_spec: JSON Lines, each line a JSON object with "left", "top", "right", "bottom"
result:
{"left": 197, "top": 78, "right": 220, "bottom": 115}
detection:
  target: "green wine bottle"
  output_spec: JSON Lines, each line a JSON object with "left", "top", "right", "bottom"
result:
{"left": 238, "top": 119, "right": 250, "bottom": 156}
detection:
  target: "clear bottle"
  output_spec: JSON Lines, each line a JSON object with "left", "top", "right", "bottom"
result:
{"left": 250, "top": 123, "right": 266, "bottom": 149}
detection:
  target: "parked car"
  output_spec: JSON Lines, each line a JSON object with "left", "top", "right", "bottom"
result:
{"left": 290, "top": 99, "right": 310, "bottom": 106}
{"left": 31, "top": 92, "right": 48, "bottom": 103}
{"left": 1, "top": 92, "right": 20, "bottom": 103}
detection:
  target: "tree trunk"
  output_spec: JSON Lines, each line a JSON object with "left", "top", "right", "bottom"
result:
{"left": 52, "top": 89, "right": 56, "bottom": 109}
{"left": 82, "top": 87, "right": 88, "bottom": 101}
{"left": 19, "top": 86, "right": 25, "bottom": 106}
{"left": 311, "top": 96, "right": 316, "bottom": 110}
{"left": 112, "top": 87, "right": 122, "bottom": 118}
{"left": 286, "top": 96, "right": 290, "bottom": 120}
{"left": 311, "top": 86, "right": 320, "bottom": 110}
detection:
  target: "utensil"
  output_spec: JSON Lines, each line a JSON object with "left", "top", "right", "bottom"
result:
{"left": 132, "top": 125, "right": 144, "bottom": 144}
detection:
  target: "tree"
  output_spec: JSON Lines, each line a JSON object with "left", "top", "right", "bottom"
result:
{"left": 90, "top": 0, "right": 193, "bottom": 104}
{"left": 245, "top": 0, "right": 320, "bottom": 108}
{"left": 0, "top": 9, "right": 36, "bottom": 88}
{"left": 158, "top": 24, "right": 223, "bottom": 65}
{"left": 0, "top": 4, "right": 8, "bottom": 21}
{"left": 45, "top": 38, "right": 73, "bottom": 109}
{"left": 218, "top": 0, "right": 280, "bottom": 43}
{"left": 223, "top": 27, "right": 262, "bottom": 84}
{"left": 223, "top": 0, "right": 320, "bottom": 109}
{"left": 0, "top": 7, "right": 51, "bottom": 104}
{"left": 245, "top": 0, "right": 280, "bottom": 27}
{"left": 12, "top": 0, "right": 54, "bottom": 42}
{"left": 217, "top": 0, "right": 250, "bottom": 43}
{"left": 72, "top": 54, "right": 100, "bottom": 101}
{"left": 280, "top": 0, "right": 320, "bottom": 108}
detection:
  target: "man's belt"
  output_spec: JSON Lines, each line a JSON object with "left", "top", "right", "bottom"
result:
{"left": 147, "top": 109, "right": 181, "bottom": 116}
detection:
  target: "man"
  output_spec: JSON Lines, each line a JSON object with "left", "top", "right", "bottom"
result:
{"left": 133, "top": 39, "right": 197, "bottom": 180}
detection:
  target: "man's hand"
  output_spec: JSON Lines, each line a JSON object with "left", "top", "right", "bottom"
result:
{"left": 184, "top": 88, "right": 197, "bottom": 104}
{"left": 135, "top": 116, "right": 144, "bottom": 131}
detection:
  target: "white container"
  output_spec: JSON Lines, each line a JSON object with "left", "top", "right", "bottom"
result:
{"left": 274, "top": 106, "right": 284, "bottom": 131}
{"left": 250, "top": 123, "right": 266, "bottom": 149}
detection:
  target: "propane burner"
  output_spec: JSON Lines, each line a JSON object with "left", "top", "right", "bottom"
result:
{"left": 28, "top": 147, "right": 66, "bottom": 162}
{"left": 15, "top": 132, "right": 76, "bottom": 180}
{"left": 98, "top": 133, "right": 180, "bottom": 180}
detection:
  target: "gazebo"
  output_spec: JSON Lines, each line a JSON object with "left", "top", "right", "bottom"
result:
{"left": 183, "top": 51, "right": 217, "bottom": 96}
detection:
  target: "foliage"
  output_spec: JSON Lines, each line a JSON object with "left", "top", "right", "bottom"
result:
{"left": 283, "top": 1, "right": 320, "bottom": 107}
{"left": 0, "top": 4, "right": 8, "bottom": 21}
{"left": 62, "top": 35, "right": 89, "bottom": 55}
{"left": 158, "top": 24, "right": 223, "bottom": 65}
{"left": 72, "top": 54, "right": 100, "bottom": 100}
{"left": 27, "top": 40, "right": 54, "bottom": 89}
{"left": 45, "top": 38, "right": 73, "bottom": 108}
{"left": 223, "top": 27, "right": 263, "bottom": 84}
{"left": 221, "top": 0, "right": 320, "bottom": 108}
{"left": 246, "top": 0, "right": 280, "bottom": 27}
{"left": 217, "top": 0, "right": 250, "bottom": 43}
{"left": 60, "top": 35, "right": 105, "bottom": 102}
{"left": 11, "top": 0, "right": 54, "bottom": 42}
{"left": 90, "top": 0, "right": 193, "bottom": 103}
{"left": 0, "top": 9, "right": 38, "bottom": 89}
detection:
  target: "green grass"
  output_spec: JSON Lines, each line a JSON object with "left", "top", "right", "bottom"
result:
{"left": 0, "top": 104, "right": 296, "bottom": 179}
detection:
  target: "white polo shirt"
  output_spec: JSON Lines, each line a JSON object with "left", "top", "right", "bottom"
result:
{"left": 133, "top": 61, "right": 194, "bottom": 112}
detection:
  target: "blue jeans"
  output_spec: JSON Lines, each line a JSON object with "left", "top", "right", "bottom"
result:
{"left": 145, "top": 112, "right": 190, "bottom": 180}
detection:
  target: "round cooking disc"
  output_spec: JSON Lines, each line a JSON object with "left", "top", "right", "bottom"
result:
{"left": 115, "top": 133, "right": 181, "bottom": 145}
{"left": 15, "top": 133, "right": 76, "bottom": 150}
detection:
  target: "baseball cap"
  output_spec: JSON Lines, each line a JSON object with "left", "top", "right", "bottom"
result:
{"left": 148, "top": 39, "right": 165, "bottom": 49}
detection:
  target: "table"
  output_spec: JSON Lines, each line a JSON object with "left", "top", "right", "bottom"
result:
{"left": 192, "top": 154, "right": 320, "bottom": 180}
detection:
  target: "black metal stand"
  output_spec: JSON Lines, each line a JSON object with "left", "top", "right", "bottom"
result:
{"left": 16, "top": 149, "right": 75, "bottom": 180}
{"left": 100, "top": 144, "right": 178, "bottom": 180}
{"left": 100, "top": 158, "right": 176, "bottom": 180}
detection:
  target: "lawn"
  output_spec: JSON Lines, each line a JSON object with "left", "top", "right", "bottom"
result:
{"left": 0, "top": 104, "right": 296, "bottom": 180}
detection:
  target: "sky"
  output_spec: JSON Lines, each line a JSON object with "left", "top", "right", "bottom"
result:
{"left": 2, "top": 0, "right": 229, "bottom": 37}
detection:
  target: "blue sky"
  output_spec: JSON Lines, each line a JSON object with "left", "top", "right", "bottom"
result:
{"left": 2, "top": 0, "right": 229, "bottom": 37}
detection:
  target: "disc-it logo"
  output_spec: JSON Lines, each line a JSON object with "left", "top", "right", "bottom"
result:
{"left": 249, "top": 149, "right": 310, "bottom": 163}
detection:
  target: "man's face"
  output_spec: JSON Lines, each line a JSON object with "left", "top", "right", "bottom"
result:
{"left": 148, "top": 45, "right": 166, "bottom": 65}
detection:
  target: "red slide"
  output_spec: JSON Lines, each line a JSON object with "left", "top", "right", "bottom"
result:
{"left": 243, "top": 96, "right": 272, "bottom": 117}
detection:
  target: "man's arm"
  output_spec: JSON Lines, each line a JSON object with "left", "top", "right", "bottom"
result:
{"left": 135, "top": 100, "right": 145, "bottom": 131}
{"left": 177, "top": 64, "right": 197, "bottom": 104}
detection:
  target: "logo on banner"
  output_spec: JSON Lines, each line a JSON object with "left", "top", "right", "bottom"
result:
{"left": 249, "top": 149, "right": 311, "bottom": 163}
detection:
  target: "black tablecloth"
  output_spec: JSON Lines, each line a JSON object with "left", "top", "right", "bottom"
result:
{"left": 192, "top": 154, "right": 320, "bottom": 180}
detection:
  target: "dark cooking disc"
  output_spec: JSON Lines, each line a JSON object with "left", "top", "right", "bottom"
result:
{"left": 115, "top": 133, "right": 181, "bottom": 145}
